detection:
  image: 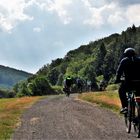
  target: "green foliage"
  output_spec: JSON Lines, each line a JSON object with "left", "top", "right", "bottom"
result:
{"left": 0, "top": 88, "right": 16, "bottom": 98}
{"left": 52, "top": 86, "right": 63, "bottom": 94}
{"left": 13, "top": 75, "right": 56, "bottom": 97}
{"left": 10, "top": 25, "right": 140, "bottom": 96}
{"left": 56, "top": 73, "right": 64, "bottom": 86}
{"left": 47, "top": 67, "right": 60, "bottom": 85}
{"left": 31, "top": 76, "right": 55, "bottom": 96}
{"left": 96, "top": 75, "right": 104, "bottom": 83}
{"left": 106, "top": 84, "right": 119, "bottom": 91}
{"left": 36, "top": 25, "right": 140, "bottom": 90}
{"left": 94, "top": 43, "right": 107, "bottom": 76}
{"left": 14, "top": 81, "right": 31, "bottom": 97}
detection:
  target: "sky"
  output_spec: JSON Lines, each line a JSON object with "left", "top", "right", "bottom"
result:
{"left": 0, "top": 0, "right": 140, "bottom": 74}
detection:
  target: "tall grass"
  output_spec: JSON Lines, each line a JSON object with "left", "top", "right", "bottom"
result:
{"left": 0, "top": 96, "right": 43, "bottom": 139}
{"left": 78, "top": 90, "right": 121, "bottom": 113}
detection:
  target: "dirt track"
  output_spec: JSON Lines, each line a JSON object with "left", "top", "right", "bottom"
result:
{"left": 12, "top": 94, "right": 137, "bottom": 140}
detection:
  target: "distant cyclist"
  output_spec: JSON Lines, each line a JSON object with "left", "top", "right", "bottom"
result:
{"left": 76, "top": 77, "right": 83, "bottom": 93}
{"left": 63, "top": 76, "right": 73, "bottom": 96}
{"left": 115, "top": 47, "right": 140, "bottom": 113}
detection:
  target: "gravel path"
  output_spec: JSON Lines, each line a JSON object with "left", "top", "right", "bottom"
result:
{"left": 12, "top": 94, "right": 137, "bottom": 140}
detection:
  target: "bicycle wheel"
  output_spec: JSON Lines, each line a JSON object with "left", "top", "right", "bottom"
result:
{"left": 65, "top": 87, "right": 70, "bottom": 97}
{"left": 133, "top": 102, "right": 140, "bottom": 138}
{"left": 125, "top": 100, "right": 132, "bottom": 133}
{"left": 66, "top": 91, "right": 69, "bottom": 97}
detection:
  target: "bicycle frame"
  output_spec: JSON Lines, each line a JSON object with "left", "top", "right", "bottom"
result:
{"left": 124, "top": 91, "right": 140, "bottom": 138}
{"left": 64, "top": 86, "right": 71, "bottom": 97}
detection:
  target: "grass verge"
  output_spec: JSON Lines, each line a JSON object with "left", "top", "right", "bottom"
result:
{"left": 0, "top": 96, "right": 44, "bottom": 139}
{"left": 78, "top": 90, "right": 121, "bottom": 113}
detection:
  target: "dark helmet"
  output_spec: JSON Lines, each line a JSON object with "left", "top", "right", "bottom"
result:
{"left": 124, "top": 48, "right": 136, "bottom": 57}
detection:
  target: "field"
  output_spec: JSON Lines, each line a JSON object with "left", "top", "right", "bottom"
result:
{"left": 0, "top": 96, "right": 43, "bottom": 139}
{"left": 0, "top": 90, "right": 121, "bottom": 139}
{"left": 78, "top": 90, "right": 121, "bottom": 113}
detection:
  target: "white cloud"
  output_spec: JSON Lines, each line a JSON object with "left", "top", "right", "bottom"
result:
{"left": 0, "top": 0, "right": 140, "bottom": 73}
{"left": 1, "top": 0, "right": 140, "bottom": 33}
{"left": 82, "top": 0, "right": 109, "bottom": 8}
{"left": 32, "top": 0, "right": 72, "bottom": 25}
{"left": 46, "top": 0, "right": 72, "bottom": 24}
{"left": 126, "top": 4, "right": 140, "bottom": 26}
{"left": 0, "top": 0, "right": 73, "bottom": 33}
{"left": 108, "top": 12, "right": 124, "bottom": 26}
{"left": 83, "top": 9, "right": 104, "bottom": 28}
{"left": 33, "top": 27, "right": 41, "bottom": 32}
{"left": 83, "top": 2, "right": 119, "bottom": 28}
{"left": 82, "top": 1, "right": 140, "bottom": 28}
{"left": 0, "top": 13, "right": 13, "bottom": 31}
{"left": 0, "top": 0, "right": 33, "bottom": 32}
{"left": 107, "top": 3, "right": 140, "bottom": 27}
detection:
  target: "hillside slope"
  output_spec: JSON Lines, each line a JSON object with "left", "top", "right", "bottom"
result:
{"left": 37, "top": 25, "right": 140, "bottom": 89}
{"left": 0, "top": 65, "right": 32, "bottom": 88}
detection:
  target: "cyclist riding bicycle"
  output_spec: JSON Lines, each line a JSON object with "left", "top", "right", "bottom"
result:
{"left": 63, "top": 76, "right": 73, "bottom": 96}
{"left": 115, "top": 47, "right": 140, "bottom": 114}
{"left": 76, "top": 77, "right": 83, "bottom": 93}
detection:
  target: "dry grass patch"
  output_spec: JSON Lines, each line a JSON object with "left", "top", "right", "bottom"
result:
{"left": 78, "top": 91, "right": 121, "bottom": 113}
{"left": 0, "top": 96, "right": 44, "bottom": 139}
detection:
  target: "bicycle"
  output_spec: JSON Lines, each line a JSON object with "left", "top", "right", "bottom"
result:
{"left": 124, "top": 90, "right": 140, "bottom": 138}
{"left": 63, "top": 86, "right": 71, "bottom": 97}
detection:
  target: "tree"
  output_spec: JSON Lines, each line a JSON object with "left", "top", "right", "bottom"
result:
{"left": 132, "top": 24, "right": 136, "bottom": 32}
{"left": 56, "top": 73, "right": 64, "bottom": 86}
{"left": 50, "top": 58, "right": 63, "bottom": 68}
{"left": 31, "top": 76, "right": 55, "bottom": 96}
{"left": 48, "top": 68, "right": 60, "bottom": 85}
{"left": 103, "top": 50, "right": 116, "bottom": 81}
{"left": 83, "top": 64, "right": 98, "bottom": 90}
{"left": 13, "top": 81, "right": 31, "bottom": 97}
{"left": 95, "top": 42, "right": 107, "bottom": 75}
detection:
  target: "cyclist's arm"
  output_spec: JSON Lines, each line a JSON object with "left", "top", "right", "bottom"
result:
{"left": 115, "top": 60, "right": 125, "bottom": 83}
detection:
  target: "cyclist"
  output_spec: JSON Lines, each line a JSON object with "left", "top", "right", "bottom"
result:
{"left": 115, "top": 47, "right": 140, "bottom": 113}
{"left": 63, "top": 76, "right": 73, "bottom": 96}
{"left": 76, "top": 77, "right": 83, "bottom": 93}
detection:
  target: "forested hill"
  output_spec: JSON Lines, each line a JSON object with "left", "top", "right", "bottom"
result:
{"left": 36, "top": 25, "right": 140, "bottom": 89}
{"left": 0, "top": 65, "right": 33, "bottom": 88}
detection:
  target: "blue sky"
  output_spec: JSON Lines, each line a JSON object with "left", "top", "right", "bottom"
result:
{"left": 0, "top": 0, "right": 140, "bottom": 73}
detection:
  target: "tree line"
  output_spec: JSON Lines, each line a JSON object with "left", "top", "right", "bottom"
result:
{"left": 37, "top": 25, "right": 140, "bottom": 89}
{"left": 3, "top": 25, "right": 140, "bottom": 97}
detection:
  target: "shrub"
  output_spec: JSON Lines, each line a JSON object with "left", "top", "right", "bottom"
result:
{"left": 106, "top": 84, "right": 119, "bottom": 91}
{"left": 30, "top": 76, "right": 56, "bottom": 96}
{"left": 0, "top": 89, "right": 16, "bottom": 98}
{"left": 52, "top": 86, "right": 63, "bottom": 94}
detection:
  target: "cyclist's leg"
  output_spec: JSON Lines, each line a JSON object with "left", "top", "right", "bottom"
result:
{"left": 64, "top": 85, "right": 69, "bottom": 96}
{"left": 67, "top": 86, "right": 71, "bottom": 97}
{"left": 119, "top": 83, "right": 128, "bottom": 111}
{"left": 64, "top": 84, "right": 70, "bottom": 97}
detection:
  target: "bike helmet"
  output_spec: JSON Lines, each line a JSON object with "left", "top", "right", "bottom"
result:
{"left": 124, "top": 48, "right": 136, "bottom": 57}
{"left": 66, "top": 75, "right": 71, "bottom": 80}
